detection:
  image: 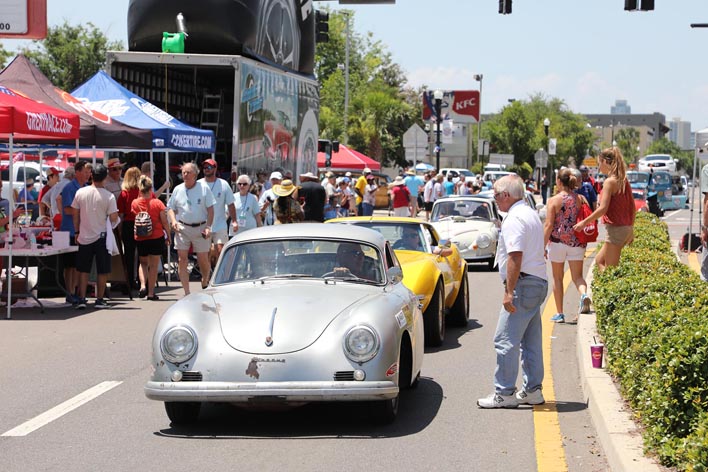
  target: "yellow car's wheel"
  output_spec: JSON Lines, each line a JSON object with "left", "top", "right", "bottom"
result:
{"left": 449, "top": 275, "right": 469, "bottom": 327}
{"left": 424, "top": 281, "right": 445, "bottom": 347}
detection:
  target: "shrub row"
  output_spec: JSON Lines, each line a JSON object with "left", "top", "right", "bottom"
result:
{"left": 592, "top": 212, "right": 708, "bottom": 471}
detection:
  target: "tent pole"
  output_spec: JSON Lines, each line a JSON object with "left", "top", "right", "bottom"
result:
{"left": 75, "top": 139, "right": 79, "bottom": 164}
{"left": 6, "top": 134, "right": 14, "bottom": 319}
{"left": 92, "top": 145, "right": 97, "bottom": 166}
{"left": 166, "top": 152, "right": 171, "bottom": 283}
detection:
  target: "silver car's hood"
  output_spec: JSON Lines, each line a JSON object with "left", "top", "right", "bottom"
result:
{"left": 433, "top": 221, "right": 490, "bottom": 238}
{"left": 212, "top": 281, "right": 378, "bottom": 355}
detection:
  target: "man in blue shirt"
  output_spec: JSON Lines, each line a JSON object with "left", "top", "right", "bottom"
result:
{"left": 60, "top": 161, "right": 91, "bottom": 305}
{"left": 403, "top": 170, "right": 424, "bottom": 216}
{"left": 576, "top": 165, "right": 598, "bottom": 210}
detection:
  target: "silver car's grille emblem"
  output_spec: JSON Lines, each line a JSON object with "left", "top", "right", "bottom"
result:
{"left": 265, "top": 307, "right": 277, "bottom": 346}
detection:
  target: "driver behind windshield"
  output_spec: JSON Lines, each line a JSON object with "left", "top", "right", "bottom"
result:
{"left": 335, "top": 242, "right": 371, "bottom": 279}
{"left": 393, "top": 228, "right": 424, "bottom": 251}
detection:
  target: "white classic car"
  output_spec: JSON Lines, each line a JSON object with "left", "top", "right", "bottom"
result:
{"left": 145, "top": 223, "right": 424, "bottom": 425}
{"left": 430, "top": 196, "right": 500, "bottom": 270}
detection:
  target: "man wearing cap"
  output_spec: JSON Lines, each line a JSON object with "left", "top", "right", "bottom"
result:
{"left": 259, "top": 171, "right": 283, "bottom": 226}
{"left": 577, "top": 165, "right": 598, "bottom": 210}
{"left": 38, "top": 167, "right": 61, "bottom": 219}
{"left": 362, "top": 173, "right": 378, "bottom": 216}
{"left": 299, "top": 171, "right": 326, "bottom": 222}
{"left": 390, "top": 176, "right": 411, "bottom": 217}
{"left": 71, "top": 164, "right": 120, "bottom": 309}
{"left": 104, "top": 158, "right": 125, "bottom": 199}
{"left": 198, "top": 159, "right": 238, "bottom": 267}
{"left": 323, "top": 172, "right": 338, "bottom": 220}
{"left": 404, "top": 169, "right": 424, "bottom": 216}
{"left": 166, "top": 162, "right": 216, "bottom": 296}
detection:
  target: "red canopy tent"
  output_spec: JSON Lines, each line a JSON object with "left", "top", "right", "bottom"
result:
{"left": 317, "top": 144, "right": 381, "bottom": 171}
{"left": 0, "top": 84, "right": 80, "bottom": 319}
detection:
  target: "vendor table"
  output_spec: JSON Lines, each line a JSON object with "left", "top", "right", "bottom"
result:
{"left": 0, "top": 245, "right": 78, "bottom": 315}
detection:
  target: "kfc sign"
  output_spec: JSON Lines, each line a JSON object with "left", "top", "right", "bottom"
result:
{"left": 423, "top": 90, "right": 480, "bottom": 124}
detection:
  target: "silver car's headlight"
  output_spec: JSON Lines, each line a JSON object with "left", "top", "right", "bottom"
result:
{"left": 344, "top": 325, "right": 380, "bottom": 363}
{"left": 161, "top": 326, "right": 198, "bottom": 365}
{"left": 477, "top": 233, "right": 492, "bottom": 249}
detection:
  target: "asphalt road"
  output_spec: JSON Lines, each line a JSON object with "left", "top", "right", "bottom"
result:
{"left": 13, "top": 195, "right": 697, "bottom": 471}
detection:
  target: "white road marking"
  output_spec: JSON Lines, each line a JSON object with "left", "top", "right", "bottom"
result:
{"left": 1, "top": 381, "right": 122, "bottom": 437}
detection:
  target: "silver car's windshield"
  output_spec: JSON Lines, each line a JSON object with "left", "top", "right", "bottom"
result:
{"left": 214, "top": 239, "right": 385, "bottom": 284}
{"left": 627, "top": 173, "right": 649, "bottom": 184}
{"left": 432, "top": 200, "right": 492, "bottom": 221}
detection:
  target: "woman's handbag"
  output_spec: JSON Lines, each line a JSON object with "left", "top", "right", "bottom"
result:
{"left": 574, "top": 201, "right": 598, "bottom": 244}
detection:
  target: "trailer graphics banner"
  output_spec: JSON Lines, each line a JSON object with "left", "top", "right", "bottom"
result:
{"left": 237, "top": 61, "right": 318, "bottom": 179}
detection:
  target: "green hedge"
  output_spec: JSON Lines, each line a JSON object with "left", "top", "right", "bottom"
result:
{"left": 592, "top": 212, "right": 708, "bottom": 470}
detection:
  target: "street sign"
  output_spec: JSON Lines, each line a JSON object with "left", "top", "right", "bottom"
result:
{"left": 489, "top": 153, "right": 514, "bottom": 166}
{"left": 403, "top": 123, "right": 428, "bottom": 148}
{"left": 403, "top": 123, "right": 428, "bottom": 163}
{"left": 548, "top": 138, "right": 557, "bottom": 156}
{"left": 583, "top": 156, "right": 598, "bottom": 167}
{"left": 0, "top": 0, "right": 47, "bottom": 39}
{"left": 535, "top": 149, "right": 548, "bottom": 168}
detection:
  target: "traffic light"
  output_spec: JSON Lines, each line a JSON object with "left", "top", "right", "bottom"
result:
{"left": 315, "top": 10, "right": 329, "bottom": 43}
{"left": 498, "top": 0, "right": 511, "bottom": 14}
{"left": 332, "top": 140, "right": 340, "bottom": 153}
{"left": 319, "top": 139, "right": 332, "bottom": 167}
{"left": 625, "top": 0, "right": 654, "bottom": 11}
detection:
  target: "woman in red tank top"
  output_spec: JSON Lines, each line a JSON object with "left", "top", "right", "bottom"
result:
{"left": 574, "top": 147, "right": 636, "bottom": 271}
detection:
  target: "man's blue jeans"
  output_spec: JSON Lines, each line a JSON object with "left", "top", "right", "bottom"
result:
{"left": 362, "top": 202, "right": 374, "bottom": 216}
{"left": 493, "top": 275, "right": 548, "bottom": 396}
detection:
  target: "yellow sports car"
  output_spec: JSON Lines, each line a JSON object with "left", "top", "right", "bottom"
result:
{"left": 328, "top": 216, "right": 469, "bottom": 347}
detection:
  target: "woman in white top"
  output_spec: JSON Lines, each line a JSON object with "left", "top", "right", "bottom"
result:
{"left": 232, "top": 174, "right": 262, "bottom": 235}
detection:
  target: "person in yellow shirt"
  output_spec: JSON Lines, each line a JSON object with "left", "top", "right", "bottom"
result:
{"left": 354, "top": 167, "right": 371, "bottom": 215}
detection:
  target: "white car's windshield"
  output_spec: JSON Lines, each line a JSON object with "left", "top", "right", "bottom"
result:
{"left": 432, "top": 200, "right": 492, "bottom": 221}
{"left": 214, "top": 239, "right": 385, "bottom": 284}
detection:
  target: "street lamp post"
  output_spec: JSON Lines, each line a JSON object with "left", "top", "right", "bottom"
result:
{"left": 474, "top": 74, "right": 483, "bottom": 166}
{"left": 544, "top": 117, "right": 551, "bottom": 203}
{"left": 433, "top": 89, "right": 443, "bottom": 171}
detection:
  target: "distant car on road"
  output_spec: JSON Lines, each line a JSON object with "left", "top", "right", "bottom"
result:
{"left": 637, "top": 154, "right": 677, "bottom": 174}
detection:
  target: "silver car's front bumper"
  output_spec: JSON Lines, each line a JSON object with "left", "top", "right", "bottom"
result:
{"left": 145, "top": 380, "right": 398, "bottom": 402}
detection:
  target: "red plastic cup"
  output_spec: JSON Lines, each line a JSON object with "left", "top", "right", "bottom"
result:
{"left": 590, "top": 344, "right": 604, "bottom": 368}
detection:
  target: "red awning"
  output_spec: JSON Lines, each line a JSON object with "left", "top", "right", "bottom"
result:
{"left": 317, "top": 144, "right": 381, "bottom": 171}
{"left": 0, "top": 85, "right": 80, "bottom": 140}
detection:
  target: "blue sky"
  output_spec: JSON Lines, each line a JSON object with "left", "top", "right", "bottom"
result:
{"left": 5, "top": 1, "right": 708, "bottom": 130}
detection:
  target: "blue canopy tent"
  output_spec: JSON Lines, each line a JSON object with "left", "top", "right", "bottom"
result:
{"left": 72, "top": 71, "right": 217, "bottom": 282}
{"left": 71, "top": 70, "right": 215, "bottom": 154}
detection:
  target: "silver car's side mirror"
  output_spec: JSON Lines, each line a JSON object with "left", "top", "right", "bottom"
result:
{"left": 387, "top": 266, "right": 403, "bottom": 284}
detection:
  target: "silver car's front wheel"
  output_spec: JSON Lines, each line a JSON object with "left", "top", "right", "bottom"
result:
{"left": 165, "top": 402, "right": 200, "bottom": 425}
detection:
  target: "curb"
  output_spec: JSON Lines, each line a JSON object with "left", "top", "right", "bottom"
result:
{"left": 576, "top": 261, "right": 661, "bottom": 472}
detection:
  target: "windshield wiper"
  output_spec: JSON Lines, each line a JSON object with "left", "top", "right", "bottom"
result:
{"left": 254, "top": 274, "right": 313, "bottom": 284}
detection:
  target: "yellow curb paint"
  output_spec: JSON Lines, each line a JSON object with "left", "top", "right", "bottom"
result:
{"left": 687, "top": 252, "right": 701, "bottom": 275}
{"left": 534, "top": 267, "right": 573, "bottom": 472}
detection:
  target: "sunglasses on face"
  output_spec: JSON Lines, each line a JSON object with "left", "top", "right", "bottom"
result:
{"left": 237, "top": 182, "right": 249, "bottom": 186}
{"left": 204, "top": 165, "right": 215, "bottom": 170}
{"left": 342, "top": 250, "right": 363, "bottom": 257}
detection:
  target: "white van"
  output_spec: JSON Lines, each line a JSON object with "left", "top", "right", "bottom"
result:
{"left": 1, "top": 161, "right": 43, "bottom": 200}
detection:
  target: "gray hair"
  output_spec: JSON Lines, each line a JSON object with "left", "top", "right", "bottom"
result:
{"left": 181, "top": 161, "right": 199, "bottom": 175}
{"left": 237, "top": 174, "right": 251, "bottom": 185}
{"left": 493, "top": 174, "right": 525, "bottom": 199}
{"left": 63, "top": 166, "right": 75, "bottom": 179}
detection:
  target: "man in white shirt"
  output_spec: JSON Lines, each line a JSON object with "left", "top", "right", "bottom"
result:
{"left": 71, "top": 164, "right": 119, "bottom": 309}
{"left": 198, "top": 158, "right": 237, "bottom": 267}
{"left": 259, "top": 171, "right": 282, "bottom": 226}
{"left": 478, "top": 175, "right": 548, "bottom": 409}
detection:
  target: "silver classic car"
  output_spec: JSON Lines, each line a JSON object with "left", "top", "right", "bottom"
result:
{"left": 145, "top": 223, "right": 424, "bottom": 425}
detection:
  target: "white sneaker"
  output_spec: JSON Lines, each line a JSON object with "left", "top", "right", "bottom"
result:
{"left": 516, "top": 388, "right": 545, "bottom": 405}
{"left": 477, "top": 392, "right": 519, "bottom": 409}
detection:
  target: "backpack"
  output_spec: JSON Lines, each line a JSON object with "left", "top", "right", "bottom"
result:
{"left": 134, "top": 211, "right": 153, "bottom": 237}
{"left": 574, "top": 198, "right": 598, "bottom": 244}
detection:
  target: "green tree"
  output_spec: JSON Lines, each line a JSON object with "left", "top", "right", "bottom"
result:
{"left": 19, "top": 21, "right": 123, "bottom": 91}
{"left": 0, "top": 43, "right": 13, "bottom": 68}
{"left": 613, "top": 128, "right": 640, "bottom": 166}
{"left": 315, "top": 10, "right": 420, "bottom": 168}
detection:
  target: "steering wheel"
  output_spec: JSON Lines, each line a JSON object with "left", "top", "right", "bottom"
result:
{"left": 322, "top": 267, "right": 360, "bottom": 279}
